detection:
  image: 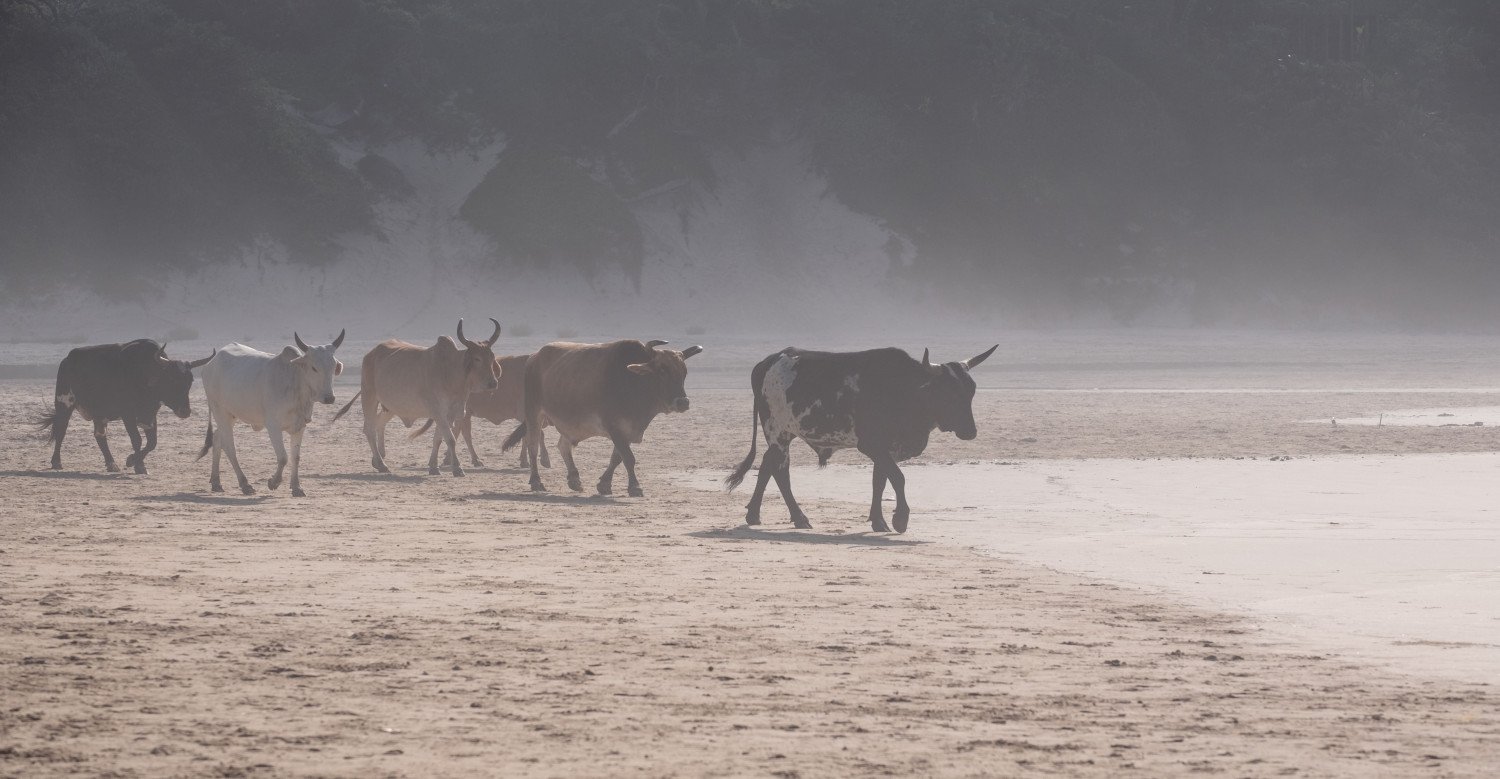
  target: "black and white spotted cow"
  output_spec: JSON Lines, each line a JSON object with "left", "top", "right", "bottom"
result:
{"left": 725, "top": 345, "right": 997, "bottom": 533}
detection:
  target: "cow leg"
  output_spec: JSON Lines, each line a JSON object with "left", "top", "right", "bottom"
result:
{"left": 365, "top": 405, "right": 391, "bottom": 473}
{"left": 608, "top": 434, "right": 644, "bottom": 498}
{"left": 557, "top": 437, "right": 583, "bottom": 492}
{"left": 210, "top": 418, "right": 224, "bottom": 492}
{"left": 445, "top": 416, "right": 465, "bottom": 477}
{"left": 460, "top": 416, "right": 482, "bottom": 468}
{"left": 769, "top": 446, "right": 812, "bottom": 529}
{"left": 868, "top": 452, "right": 909, "bottom": 533}
{"left": 216, "top": 416, "right": 255, "bottom": 495}
{"left": 744, "top": 444, "right": 782, "bottom": 525}
{"left": 93, "top": 419, "right": 119, "bottom": 473}
{"left": 288, "top": 427, "right": 306, "bottom": 498}
{"left": 126, "top": 417, "right": 158, "bottom": 474}
{"left": 266, "top": 425, "right": 288, "bottom": 491}
{"left": 123, "top": 418, "right": 145, "bottom": 474}
{"left": 48, "top": 400, "right": 73, "bottom": 470}
{"left": 597, "top": 449, "right": 622, "bottom": 495}
{"left": 538, "top": 429, "right": 552, "bottom": 469}
{"left": 867, "top": 461, "right": 891, "bottom": 533}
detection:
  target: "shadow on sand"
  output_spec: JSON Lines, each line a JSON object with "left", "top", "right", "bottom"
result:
{"left": 136, "top": 492, "right": 273, "bottom": 505}
{"left": 687, "top": 526, "right": 925, "bottom": 547}
{"left": 470, "top": 491, "right": 618, "bottom": 506}
{"left": 319, "top": 471, "right": 428, "bottom": 484}
{"left": 0, "top": 469, "right": 124, "bottom": 481}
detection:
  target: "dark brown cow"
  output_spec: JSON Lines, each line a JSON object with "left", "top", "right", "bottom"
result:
{"left": 502, "top": 339, "right": 701, "bottom": 496}
{"left": 425, "top": 353, "right": 552, "bottom": 469}
{"left": 332, "top": 319, "right": 501, "bottom": 476}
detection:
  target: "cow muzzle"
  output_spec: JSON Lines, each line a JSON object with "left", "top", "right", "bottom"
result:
{"left": 956, "top": 428, "right": 977, "bottom": 441}
{"left": 671, "top": 397, "right": 690, "bottom": 413}
{"left": 322, "top": 394, "right": 336, "bottom": 405}
{"left": 174, "top": 406, "right": 192, "bottom": 420}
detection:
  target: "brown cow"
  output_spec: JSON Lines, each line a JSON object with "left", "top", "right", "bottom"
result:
{"left": 332, "top": 318, "right": 501, "bottom": 476}
{"left": 502, "top": 339, "right": 701, "bottom": 496}
{"left": 425, "top": 353, "right": 552, "bottom": 469}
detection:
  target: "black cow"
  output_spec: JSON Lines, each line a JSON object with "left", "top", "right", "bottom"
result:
{"left": 37, "top": 339, "right": 214, "bottom": 473}
{"left": 725, "top": 345, "right": 997, "bottom": 533}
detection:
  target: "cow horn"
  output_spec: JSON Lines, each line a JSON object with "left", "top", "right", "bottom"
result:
{"left": 922, "top": 348, "right": 940, "bottom": 375}
{"left": 188, "top": 349, "right": 216, "bottom": 369}
{"left": 487, "top": 318, "right": 501, "bottom": 345}
{"left": 157, "top": 342, "right": 170, "bottom": 361}
{"left": 646, "top": 339, "right": 669, "bottom": 348}
{"left": 294, "top": 332, "right": 310, "bottom": 353}
{"left": 332, "top": 328, "right": 345, "bottom": 349}
{"left": 963, "top": 344, "right": 998, "bottom": 370}
{"left": 682, "top": 345, "right": 703, "bottom": 359}
{"left": 456, "top": 319, "right": 475, "bottom": 347}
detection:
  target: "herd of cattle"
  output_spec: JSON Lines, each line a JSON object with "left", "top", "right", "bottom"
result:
{"left": 33, "top": 321, "right": 997, "bottom": 533}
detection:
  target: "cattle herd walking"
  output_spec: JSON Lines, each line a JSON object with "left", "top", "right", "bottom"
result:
{"left": 34, "top": 322, "right": 998, "bottom": 533}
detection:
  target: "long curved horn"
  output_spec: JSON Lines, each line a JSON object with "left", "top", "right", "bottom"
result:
{"left": 681, "top": 345, "right": 703, "bottom": 359}
{"left": 456, "top": 319, "right": 476, "bottom": 348}
{"left": 646, "top": 339, "right": 669, "bottom": 348}
{"left": 294, "top": 332, "right": 310, "bottom": 353}
{"left": 487, "top": 318, "right": 501, "bottom": 345}
{"left": 331, "top": 328, "right": 345, "bottom": 349}
{"left": 188, "top": 349, "right": 216, "bottom": 369}
{"left": 963, "top": 344, "right": 998, "bottom": 370}
{"left": 158, "top": 342, "right": 170, "bottom": 362}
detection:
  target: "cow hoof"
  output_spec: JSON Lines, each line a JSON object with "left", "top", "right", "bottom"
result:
{"left": 428, "top": 467, "right": 442, "bottom": 476}
{"left": 210, "top": 482, "right": 224, "bottom": 493}
{"left": 452, "top": 468, "right": 466, "bottom": 478}
{"left": 240, "top": 483, "right": 256, "bottom": 496}
{"left": 50, "top": 460, "right": 62, "bottom": 470}
{"left": 869, "top": 516, "right": 890, "bottom": 532}
{"left": 596, "top": 482, "right": 612, "bottom": 496}
{"left": 106, "top": 463, "right": 120, "bottom": 473}
{"left": 627, "top": 486, "right": 644, "bottom": 498}
{"left": 133, "top": 463, "right": 147, "bottom": 475}
{"left": 268, "top": 476, "right": 281, "bottom": 491}
{"left": 372, "top": 459, "right": 389, "bottom": 474}
{"left": 892, "top": 508, "right": 910, "bottom": 534}
{"left": 530, "top": 482, "right": 547, "bottom": 493}
{"left": 291, "top": 488, "right": 306, "bottom": 498}
{"left": 745, "top": 513, "right": 761, "bottom": 526}
{"left": 793, "top": 519, "right": 814, "bottom": 530}
{"left": 471, "top": 459, "right": 484, "bottom": 468}
{"left": 567, "top": 478, "right": 583, "bottom": 492}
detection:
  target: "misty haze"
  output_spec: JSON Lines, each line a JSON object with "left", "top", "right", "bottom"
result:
{"left": 4, "top": 2, "right": 1500, "bottom": 777}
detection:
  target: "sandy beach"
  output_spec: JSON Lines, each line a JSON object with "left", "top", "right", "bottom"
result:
{"left": 4, "top": 331, "right": 1500, "bottom": 776}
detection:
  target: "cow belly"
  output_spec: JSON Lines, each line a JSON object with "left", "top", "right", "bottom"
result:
{"left": 554, "top": 413, "right": 608, "bottom": 443}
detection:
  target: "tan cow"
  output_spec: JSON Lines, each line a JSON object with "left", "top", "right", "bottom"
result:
{"left": 332, "top": 318, "right": 501, "bottom": 476}
{"left": 501, "top": 339, "right": 701, "bottom": 496}
{"left": 425, "top": 353, "right": 552, "bottom": 469}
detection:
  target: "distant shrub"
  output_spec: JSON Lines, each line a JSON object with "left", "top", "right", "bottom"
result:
{"left": 508, "top": 323, "right": 534, "bottom": 337}
{"left": 163, "top": 324, "right": 199, "bottom": 342}
{"left": 555, "top": 327, "right": 580, "bottom": 339}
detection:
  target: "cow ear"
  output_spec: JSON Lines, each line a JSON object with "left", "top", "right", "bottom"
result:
{"left": 964, "top": 344, "right": 998, "bottom": 369}
{"left": 627, "top": 362, "right": 653, "bottom": 375}
{"left": 334, "top": 360, "right": 344, "bottom": 376}
{"left": 277, "top": 346, "right": 302, "bottom": 362}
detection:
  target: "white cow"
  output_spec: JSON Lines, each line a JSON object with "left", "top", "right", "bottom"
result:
{"left": 197, "top": 331, "right": 345, "bottom": 497}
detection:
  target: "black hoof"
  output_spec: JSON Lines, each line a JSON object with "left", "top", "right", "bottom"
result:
{"left": 893, "top": 509, "right": 910, "bottom": 534}
{"left": 530, "top": 482, "right": 547, "bottom": 492}
{"left": 793, "top": 518, "right": 813, "bottom": 530}
{"left": 291, "top": 488, "right": 306, "bottom": 498}
{"left": 133, "top": 463, "right": 147, "bottom": 475}
{"left": 627, "top": 486, "right": 644, "bottom": 498}
{"left": 210, "top": 481, "right": 224, "bottom": 493}
{"left": 268, "top": 476, "right": 281, "bottom": 491}
{"left": 452, "top": 468, "right": 466, "bottom": 477}
{"left": 567, "top": 479, "right": 584, "bottom": 492}
{"left": 239, "top": 483, "right": 256, "bottom": 496}
{"left": 106, "top": 463, "right": 120, "bottom": 473}
{"left": 745, "top": 514, "right": 761, "bottom": 526}
{"left": 428, "top": 467, "right": 441, "bottom": 476}
{"left": 50, "top": 461, "right": 62, "bottom": 470}
{"left": 596, "top": 482, "right": 612, "bottom": 496}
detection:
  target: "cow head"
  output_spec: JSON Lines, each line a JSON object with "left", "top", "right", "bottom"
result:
{"left": 919, "top": 345, "right": 997, "bottom": 440}
{"left": 289, "top": 329, "right": 346, "bottom": 404}
{"left": 150, "top": 343, "right": 216, "bottom": 419}
{"left": 456, "top": 318, "right": 502, "bottom": 392}
{"left": 627, "top": 340, "right": 702, "bottom": 413}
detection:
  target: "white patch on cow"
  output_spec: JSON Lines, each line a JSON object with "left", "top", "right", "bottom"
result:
{"left": 762, "top": 356, "right": 859, "bottom": 451}
{"left": 56, "top": 392, "right": 75, "bottom": 408}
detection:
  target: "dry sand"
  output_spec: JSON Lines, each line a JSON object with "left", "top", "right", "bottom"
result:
{"left": 5, "top": 333, "right": 1500, "bottom": 777}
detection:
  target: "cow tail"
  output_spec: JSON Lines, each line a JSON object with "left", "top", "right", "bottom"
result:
{"left": 409, "top": 418, "right": 435, "bottom": 440}
{"left": 331, "top": 390, "right": 361, "bottom": 423}
{"left": 724, "top": 402, "right": 760, "bottom": 491}
{"left": 195, "top": 418, "right": 213, "bottom": 461}
{"left": 501, "top": 422, "right": 526, "bottom": 452}
{"left": 33, "top": 407, "right": 61, "bottom": 442}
